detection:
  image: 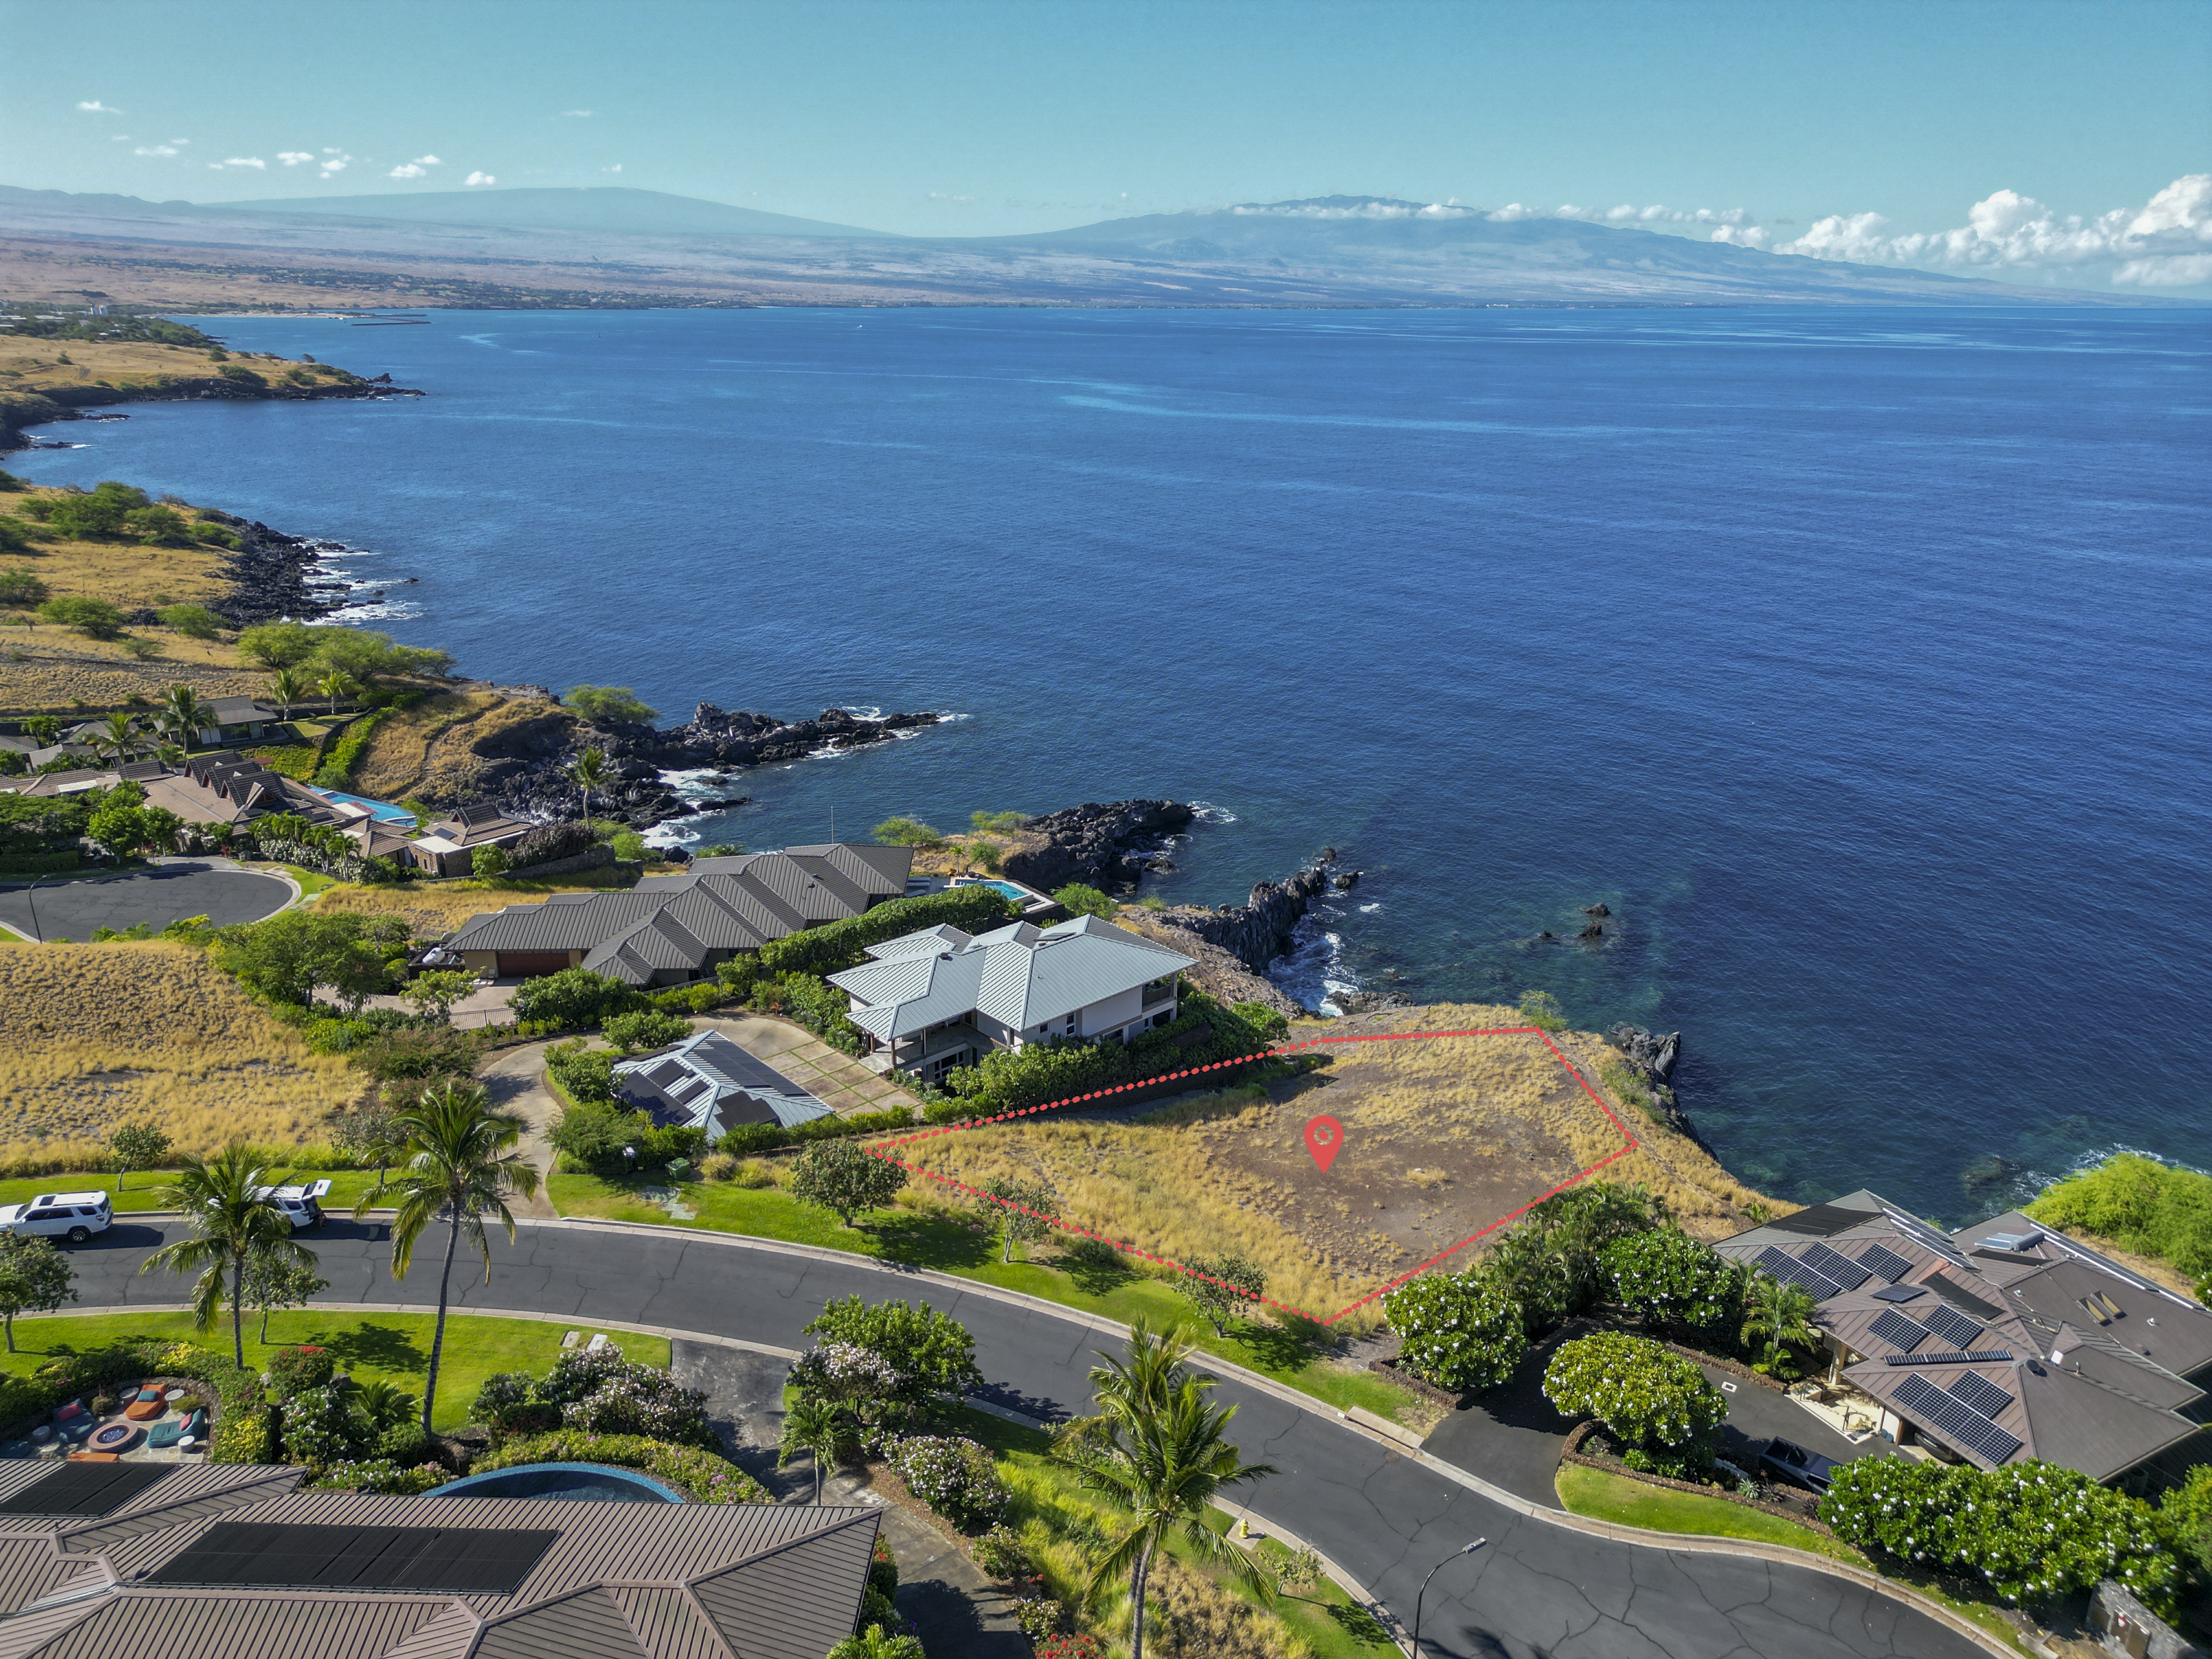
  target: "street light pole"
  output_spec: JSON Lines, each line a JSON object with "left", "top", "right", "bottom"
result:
{"left": 1411, "top": 1537, "right": 1486, "bottom": 1658}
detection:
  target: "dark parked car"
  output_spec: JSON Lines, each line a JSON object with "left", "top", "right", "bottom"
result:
{"left": 1760, "top": 1437, "right": 1840, "bottom": 1493}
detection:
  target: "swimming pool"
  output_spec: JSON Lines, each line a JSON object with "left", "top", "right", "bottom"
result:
{"left": 956, "top": 878, "right": 1032, "bottom": 902}
{"left": 305, "top": 786, "right": 417, "bottom": 823}
{"left": 426, "top": 1461, "right": 685, "bottom": 1503}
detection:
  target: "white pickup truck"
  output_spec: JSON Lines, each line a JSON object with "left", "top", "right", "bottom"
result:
{"left": 249, "top": 1180, "right": 333, "bottom": 1230}
{"left": 0, "top": 1192, "right": 114, "bottom": 1244}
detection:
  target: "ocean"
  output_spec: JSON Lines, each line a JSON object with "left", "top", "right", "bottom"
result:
{"left": 18, "top": 305, "right": 2210, "bottom": 1222}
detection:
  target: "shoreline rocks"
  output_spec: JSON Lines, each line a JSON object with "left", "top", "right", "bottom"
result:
{"left": 1, "top": 376, "right": 423, "bottom": 457}
{"left": 1606, "top": 1024, "right": 1713, "bottom": 1151}
{"left": 1000, "top": 799, "right": 1195, "bottom": 893}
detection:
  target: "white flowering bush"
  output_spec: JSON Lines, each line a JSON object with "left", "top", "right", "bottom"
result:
{"left": 1819, "top": 1457, "right": 2178, "bottom": 1611}
{"left": 1542, "top": 1332, "right": 1726, "bottom": 1451}
{"left": 1602, "top": 1228, "right": 1739, "bottom": 1331}
{"left": 885, "top": 1434, "right": 1009, "bottom": 1528}
{"left": 473, "top": 1347, "right": 713, "bottom": 1448}
{"left": 1382, "top": 1271, "right": 1528, "bottom": 1394}
{"left": 280, "top": 1383, "right": 371, "bottom": 1467}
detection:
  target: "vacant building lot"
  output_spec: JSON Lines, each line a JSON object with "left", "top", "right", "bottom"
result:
{"left": 0, "top": 940, "right": 358, "bottom": 1172}
{"left": 898, "top": 1003, "right": 1767, "bottom": 1322}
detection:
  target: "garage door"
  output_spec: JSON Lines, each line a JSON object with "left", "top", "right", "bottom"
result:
{"left": 497, "top": 953, "right": 573, "bottom": 977}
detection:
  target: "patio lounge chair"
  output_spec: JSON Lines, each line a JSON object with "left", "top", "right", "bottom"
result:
{"left": 144, "top": 1421, "right": 184, "bottom": 1449}
{"left": 124, "top": 1389, "right": 166, "bottom": 1422}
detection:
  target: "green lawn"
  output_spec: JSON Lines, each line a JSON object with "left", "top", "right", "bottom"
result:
{"left": 0, "top": 1311, "right": 667, "bottom": 1432}
{"left": 551, "top": 1174, "right": 1419, "bottom": 1424}
{"left": 955, "top": 1405, "right": 1397, "bottom": 1658}
{"left": 0, "top": 1169, "right": 386, "bottom": 1214}
{"left": 1553, "top": 1464, "right": 2031, "bottom": 1654}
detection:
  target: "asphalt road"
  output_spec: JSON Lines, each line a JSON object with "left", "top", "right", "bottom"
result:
{"left": 0, "top": 861, "right": 291, "bottom": 940}
{"left": 73, "top": 1218, "right": 1985, "bottom": 1659}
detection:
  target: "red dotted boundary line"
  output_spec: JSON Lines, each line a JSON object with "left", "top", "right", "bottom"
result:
{"left": 861, "top": 1024, "right": 1639, "bottom": 1328}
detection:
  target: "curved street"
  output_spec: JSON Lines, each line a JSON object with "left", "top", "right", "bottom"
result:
{"left": 70, "top": 1217, "right": 1990, "bottom": 1659}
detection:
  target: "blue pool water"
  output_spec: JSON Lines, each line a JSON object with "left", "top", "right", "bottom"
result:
{"left": 306, "top": 787, "right": 416, "bottom": 823}
{"left": 428, "top": 1461, "right": 684, "bottom": 1503}
{"left": 19, "top": 305, "right": 2209, "bottom": 1223}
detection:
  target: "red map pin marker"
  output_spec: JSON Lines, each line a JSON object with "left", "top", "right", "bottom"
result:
{"left": 1304, "top": 1115, "right": 1344, "bottom": 1173}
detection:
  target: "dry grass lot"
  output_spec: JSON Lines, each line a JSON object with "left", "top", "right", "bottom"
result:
{"left": 900, "top": 1002, "right": 1773, "bottom": 1322}
{"left": 0, "top": 337, "right": 335, "bottom": 401}
{"left": 0, "top": 941, "right": 358, "bottom": 1173}
{"left": 348, "top": 689, "right": 503, "bottom": 800}
{"left": 315, "top": 869, "right": 630, "bottom": 936}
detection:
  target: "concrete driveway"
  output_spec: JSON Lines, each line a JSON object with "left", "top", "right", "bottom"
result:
{"left": 0, "top": 858, "right": 291, "bottom": 941}
{"left": 477, "top": 1039, "right": 563, "bottom": 1219}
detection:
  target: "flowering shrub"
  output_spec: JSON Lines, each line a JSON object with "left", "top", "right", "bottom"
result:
{"left": 475, "top": 1349, "right": 714, "bottom": 1448}
{"left": 266, "top": 1344, "right": 335, "bottom": 1402}
{"left": 1382, "top": 1271, "right": 1528, "bottom": 1393}
{"left": 308, "top": 1459, "right": 449, "bottom": 1496}
{"left": 1010, "top": 1597, "right": 1064, "bottom": 1639}
{"left": 1819, "top": 1456, "right": 2178, "bottom": 1611}
{"left": 472, "top": 1431, "right": 770, "bottom": 1504}
{"left": 1602, "top": 1228, "right": 1740, "bottom": 1331}
{"left": 280, "top": 1382, "right": 371, "bottom": 1467}
{"left": 1542, "top": 1332, "right": 1726, "bottom": 1451}
{"left": 970, "top": 1524, "right": 1035, "bottom": 1582}
{"left": 886, "top": 1435, "right": 1008, "bottom": 1528}
{"left": 1033, "top": 1638, "right": 1108, "bottom": 1659}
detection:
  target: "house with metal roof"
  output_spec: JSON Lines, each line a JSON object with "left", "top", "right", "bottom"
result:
{"left": 401, "top": 803, "right": 535, "bottom": 877}
{"left": 1715, "top": 1190, "right": 2212, "bottom": 1491}
{"left": 828, "top": 914, "right": 1195, "bottom": 1083}
{"left": 0, "top": 1457, "right": 880, "bottom": 1659}
{"left": 612, "top": 1030, "right": 835, "bottom": 1140}
{"left": 444, "top": 844, "right": 914, "bottom": 984}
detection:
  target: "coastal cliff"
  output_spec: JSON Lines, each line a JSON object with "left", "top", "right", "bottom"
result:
{"left": 999, "top": 799, "right": 1194, "bottom": 892}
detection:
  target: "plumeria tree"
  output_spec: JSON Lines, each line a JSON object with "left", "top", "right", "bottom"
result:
{"left": 1542, "top": 1332, "right": 1727, "bottom": 1452}
{"left": 1382, "top": 1270, "right": 1528, "bottom": 1393}
{"left": 1602, "top": 1226, "right": 1743, "bottom": 1332}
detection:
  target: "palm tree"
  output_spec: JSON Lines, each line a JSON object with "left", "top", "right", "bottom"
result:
{"left": 779, "top": 1395, "right": 847, "bottom": 1503}
{"left": 267, "top": 667, "right": 307, "bottom": 720}
{"left": 139, "top": 1145, "right": 318, "bottom": 1367}
{"left": 356, "top": 1078, "right": 539, "bottom": 1436}
{"left": 1053, "top": 1325, "right": 1277, "bottom": 1659}
{"left": 92, "top": 710, "right": 143, "bottom": 767}
{"left": 1738, "top": 1271, "right": 1819, "bottom": 1375}
{"left": 570, "top": 747, "right": 609, "bottom": 823}
{"left": 156, "top": 684, "right": 210, "bottom": 748}
{"left": 318, "top": 670, "right": 359, "bottom": 718}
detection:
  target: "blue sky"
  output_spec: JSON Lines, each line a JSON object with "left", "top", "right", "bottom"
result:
{"left": 9, "top": 0, "right": 2209, "bottom": 288}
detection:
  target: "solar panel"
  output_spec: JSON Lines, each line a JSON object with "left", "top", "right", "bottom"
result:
{"left": 1869, "top": 1309, "right": 1931, "bottom": 1352}
{"left": 1967, "top": 1422, "right": 2023, "bottom": 1464}
{"left": 1885, "top": 1349, "right": 2013, "bottom": 1366}
{"left": 1757, "top": 1245, "right": 1844, "bottom": 1302}
{"left": 1949, "top": 1374, "right": 2014, "bottom": 1417}
{"left": 1856, "top": 1243, "right": 1915, "bottom": 1283}
{"left": 1923, "top": 1305, "right": 1986, "bottom": 1349}
{"left": 1892, "top": 1375, "right": 2021, "bottom": 1467}
{"left": 1924, "top": 1274, "right": 2004, "bottom": 1322}
{"left": 1799, "top": 1242, "right": 1873, "bottom": 1291}
{"left": 0, "top": 1463, "right": 173, "bottom": 1516}
{"left": 1870, "top": 1284, "right": 1925, "bottom": 1304}
{"left": 146, "top": 1523, "right": 560, "bottom": 1594}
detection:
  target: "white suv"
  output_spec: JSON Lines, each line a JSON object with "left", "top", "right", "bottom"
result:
{"left": 0, "top": 1193, "right": 114, "bottom": 1245}
{"left": 249, "top": 1180, "right": 332, "bottom": 1230}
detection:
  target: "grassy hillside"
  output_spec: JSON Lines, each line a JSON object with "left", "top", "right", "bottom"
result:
{"left": 1, "top": 332, "right": 364, "bottom": 441}
{"left": 0, "top": 940, "right": 361, "bottom": 1173}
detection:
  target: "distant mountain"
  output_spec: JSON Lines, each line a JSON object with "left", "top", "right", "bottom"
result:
{"left": 219, "top": 186, "right": 890, "bottom": 240}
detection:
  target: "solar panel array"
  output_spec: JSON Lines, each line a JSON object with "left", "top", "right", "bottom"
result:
{"left": 1923, "top": 1305, "right": 1988, "bottom": 1350}
{"left": 1869, "top": 1309, "right": 1931, "bottom": 1352}
{"left": 1924, "top": 1274, "right": 2005, "bottom": 1321}
{"left": 0, "top": 1463, "right": 173, "bottom": 1516}
{"left": 1870, "top": 1284, "right": 1926, "bottom": 1304}
{"left": 1949, "top": 1373, "right": 2015, "bottom": 1418}
{"left": 1892, "top": 1375, "right": 2023, "bottom": 1467}
{"left": 1885, "top": 1349, "right": 2013, "bottom": 1367}
{"left": 147, "top": 1523, "right": 561, "bottom": 1594}
{"left": 1757, "top": 1245, "right": 1843, "bottom": 1302}
{"left": 1856, "top": 1243, "right": 1915, "bottom": 1283}
{"left": 1798, "top": 1242, "right": 1872, "bottom": 1291}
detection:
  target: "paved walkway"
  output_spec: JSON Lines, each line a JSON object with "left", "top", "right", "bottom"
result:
{"left": 696, "top": 1013, "right": 919, "bottom": 1116}
{"left": 477, "top": 1040, "right": 562, "bottom": 1219}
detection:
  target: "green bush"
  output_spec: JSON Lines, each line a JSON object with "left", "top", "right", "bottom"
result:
{"left": 872, "top": 816, "right": 944, "bottom": 848}
{"left": 511, "top": 968, "right": 646, "bottom": 1031}
{"left": 545, "top": 1040, "right": 619, "bottom": 1105}
{"left": 653, "top": 981, "right": 725, "bottom": 1014}
{"left": 1382, "top": 1271, "right": 1529, "bottom": 1393}
{"left": 36, "top": 595, "right": 125, "bottom": 638}
{"left": 752, "top": 884, "right": 1019, "bottom": 981}
{"left": 1542, "top": 1332, "right": 1725, "bottom": 1452}
{"left": 1602, "top": 1227, "right": 1742, "bottom": 1332}
{"left": 0, "top": 569, "right": 50, "bottom": 608}
{"left": 472, "top": 1430, "right": 769, "bottom": 1503}
{"left": 312, "top": 710, "right": 390, "bottom": 789}
{"left": 885, "top": 1433, "right": 1008, "bottom": 1528}
{"left": 267, "top": 1344, "right": 336, "bottom": 1402}
{"left": 563, "top": 685, "right": 659, "bottom": 725}
{"left": 216, "top": 364, "right": 267, "bottom": 386}
{"left": 787, "top": 1137, "right": 907, "bottom": 1224}
{"left": 471, "top": 844, "right": 510, "bottom": 879}
{"left": 1821, "top": 1456, "right": 2178, "bottom": 1611}
{"left": 603, "top": 1008, "right": 691, "bottom": 1054}
{"left": 2028, "top": 1153, "right": 2212, "bottom": 1291}
{"left": 756, "top": 971, "right": 864, "bottom": 1054}
{"left": 308, "top": 1459, "right": 449, "bottom": 1495}
{"left": 1050, "top": 882, "right": 1117, "bottom": 919}
{"left": 1518, "top": 990, "right": 1567, "bottom": 1032}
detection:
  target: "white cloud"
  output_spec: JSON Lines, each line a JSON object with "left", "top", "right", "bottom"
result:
{"left": 562, "top": 109, "right": 593, "bottom": 117}
{"left": 218, "top": 156, "right": 267, "bottom": 170}
{"left": 276, "top": 151, "right": 314, "bottom": 167}
{"left": 1489, "top": 202, "right": 1748, "bottom": 226}
{"left": 388, "top": 163, "right": 428, "bottom": 179}
{"left": 1723, "top": 174, "right": 2212, "bottom": 288}
{"left": 320, "top": 155, "right": 350, "bottom": 175}
{"left": 601, "top": 163, "right": 622, "bottom": 173}
{"left": 76, "top": 100, "right": 121, "bottom": 114}
{"left": 412, "top": 154, "right": 441, "bottom": 167}
{"left": 169, "top": 138, "right": 189, "bottom": 146}
{"left": 465, "top": 171, "right": 496, "bottom": 187}
{"left": 132, "top": 144, "right": 178, "bottom": 157}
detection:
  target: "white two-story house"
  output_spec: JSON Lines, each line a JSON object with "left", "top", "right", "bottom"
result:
{"left": 827, "top": 915, "right": 1196, "bottom": 1082}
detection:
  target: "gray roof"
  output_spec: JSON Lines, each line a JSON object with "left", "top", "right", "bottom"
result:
{"left": 830, "top": 914, "right": 1194, "bottom": 1042}
{"left": 449, "top": 845, "right": 914, "bottom": 960}
{"left": 612, "top": 1030, "right": 834, "bottom": 1135}
{"left": 1716, "top": 1193, "right": 2212, "bottom": 1481}
{"left": 0, "top": 1471, "right": 879, "bottom": 1659}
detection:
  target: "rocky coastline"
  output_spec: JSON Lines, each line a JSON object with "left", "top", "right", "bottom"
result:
{"left": 0, "top": 374, "right": 423, "bottom": 457}
{"left": 999, "top": 799, "right": 1195, "bottom": 892}
{"left": 1605, "top": 1024, "right": 1712, "bottom": 1151}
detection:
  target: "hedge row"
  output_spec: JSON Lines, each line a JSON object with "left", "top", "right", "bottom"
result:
{"left": 717, "top": 1104, "right": 919, "bottom": 1156}
{"left": 312, "top": 710, "right": 391, "bottom": 790}
{"left": 748, "top": 885, "right": 1019, "bottom": 981}
{"left": 472, "top": 1429, "right": 771, "bottom": 1503}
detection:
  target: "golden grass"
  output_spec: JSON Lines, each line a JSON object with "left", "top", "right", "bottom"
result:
{"left": 2, "top": 486, "right": 240, "bottom": 611}
{"left": 315, "top": 871, "right": 629, "bottom": 935}
{"left": 0, "top": 941, "right": 361, "bottom": 1172}
{"left": 0, "top": 339, "right": 332, "bottom": 401}
{"left": 350, "top": 690, "right": 501, "bottom": 799}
